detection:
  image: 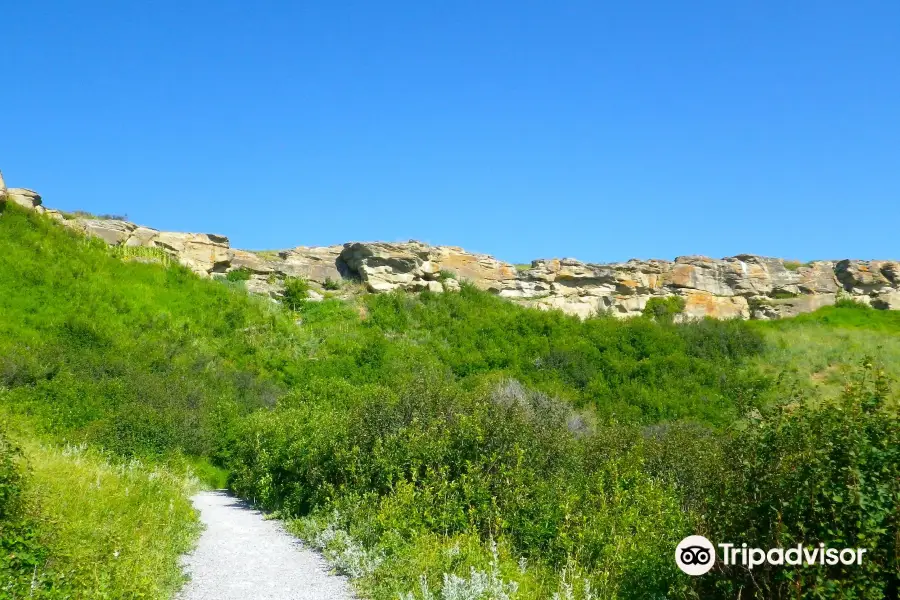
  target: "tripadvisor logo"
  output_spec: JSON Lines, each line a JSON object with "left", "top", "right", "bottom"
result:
{"left": 676, "top": 535, "right": 716, "bottom": 575}
{"left": 675, "top": 535, "right": 868, "bottom": 576}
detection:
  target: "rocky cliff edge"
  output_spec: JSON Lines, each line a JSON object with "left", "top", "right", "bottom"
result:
{"left": 3, "top": 175, "right": 897, "bottom": 320}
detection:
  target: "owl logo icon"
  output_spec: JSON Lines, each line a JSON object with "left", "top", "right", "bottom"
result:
{"left": 676, "top": 535, "right": 716, "bottom": 575}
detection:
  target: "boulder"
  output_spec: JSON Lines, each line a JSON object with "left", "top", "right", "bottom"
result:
{"left": 280, "top": 246, "right": 345, "bottom": 283}
{"left": 835, "top": 260, "right": 894, "bottom": 294}
{"left": 83, "top": 219, "right": 136, "bottom": 245}
{"left": 230, "top": 250, "right": 277, "bottom": 274}
{"left": 153, "top": 231, "right": 231, "bottom": 275}
{"left": 871, "top": 291, "right": 900, "bottom": 310}
{"left": 340, "top": 242, "right": 426, "bottom": 292}
{"left": 5, "top": 188, "right": 42, "bottom": 210}
{"left": 124, "top": 227, "right": 160, "bottom": 247}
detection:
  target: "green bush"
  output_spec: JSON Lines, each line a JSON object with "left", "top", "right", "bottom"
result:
{"left": 283, "top": 276, "right": 310, "bottom": 310}
{"left": 835, "top": 297, "right": 871, "bottom": 310}
{"left": 323, "top": 277, "right": 342, "bottom": 290}
{"left": 642, "top": 296, "right": 686, "bottom": 323}
{"left": 230, "top": 375, "right": 692, "bottom": 598}
{"left": 706, "top": 362, "right": 898, "bottom": 598}
{"left": 225, "top": 267, "right": 252, "bottom": 282}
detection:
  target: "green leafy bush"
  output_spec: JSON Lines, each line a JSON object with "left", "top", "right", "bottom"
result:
{"left": 323, "top": 277, "right": 342, "bottom": 290}
{"left": 283, "top": 276, "right": 310, "bottom": 310}
{"left": 642, "top": 296, "right": 686, "bottom": 323}
{"left": 225, "top": 267, "right": 252, "bottom": 282}
{"left": 709, "top": 362, "right": 898, "bottom": 598}
{"left": 835, "top": 297, "right": 872, "bottom": 310}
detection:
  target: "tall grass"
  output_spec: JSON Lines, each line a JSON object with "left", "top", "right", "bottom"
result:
{"left": 1, "top": 415, "right": 199, "bottom": 599}
{"left": 2, "top": 201, "right": 898, "bottom": 599}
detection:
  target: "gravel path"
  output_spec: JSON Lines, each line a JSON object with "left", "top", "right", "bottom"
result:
{"left": 177, "top": 490, "right": 354, "bottom": 600}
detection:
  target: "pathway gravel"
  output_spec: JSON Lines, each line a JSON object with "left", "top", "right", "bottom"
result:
{"left": 177, "top": 490, "right": 354, "bottom": 600}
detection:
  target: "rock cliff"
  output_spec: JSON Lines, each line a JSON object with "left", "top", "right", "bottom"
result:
{"left": 3, "top": 174, "right": 897, "bottom": 320}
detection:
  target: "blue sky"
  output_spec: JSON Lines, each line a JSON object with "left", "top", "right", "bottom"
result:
{"left": 3, "top": 1, "right": 898, "bottom": 263}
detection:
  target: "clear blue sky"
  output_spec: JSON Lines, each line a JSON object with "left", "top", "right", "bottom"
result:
{"left": 3, "top": 2, "right": 898, "bottom": 263}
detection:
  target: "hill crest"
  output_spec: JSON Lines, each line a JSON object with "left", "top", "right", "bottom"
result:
{"left": 3, "top": 173, "right": 898, "bottom": 320}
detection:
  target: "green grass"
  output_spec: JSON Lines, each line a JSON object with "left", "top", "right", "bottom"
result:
{"left": 60, "top": 210, "right": 128, "bottom": 221}
{"left": 1, "top": 201, "right": 898, "bottom": 599}
{"left": 1, "top": 413, "right": 199, "bottom": 599}
{"left": 248, "top": 249, "right": 282, "bottom": 261}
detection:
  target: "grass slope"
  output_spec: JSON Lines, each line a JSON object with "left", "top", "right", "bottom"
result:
{"left": 1, "top": 202, "right": 897, "bottom": 599}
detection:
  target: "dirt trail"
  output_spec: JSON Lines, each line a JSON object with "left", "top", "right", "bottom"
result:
{"left": 177, "top": 490, "right": 353, "bottom": 600}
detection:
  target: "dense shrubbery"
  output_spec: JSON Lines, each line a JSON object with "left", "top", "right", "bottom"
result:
{"left": 2, "top": 202, "right": 898, "bottom": 599}
{"left": 642, "top": 295, "right": 686, "bottom": 322}
{"left": 705, "top": 362, "right": 899, "bottom": 598}
{"left": 0, "top": 204, "right": 297, "bottom": 462}
{"left": 230, "top": 376, "right": 692, "bottom": 598}
{"left": 225, "top": 267, "right": 252, "bottom": 282}
{"left": 283, "top": 276, "right": 311, "bottom": 310}
{"left": 0, "top": 425, "right": 56, "bottom": 597}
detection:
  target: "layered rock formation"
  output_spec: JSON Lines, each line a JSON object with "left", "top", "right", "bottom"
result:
{"left": 4, "top": 174, "right": 898, "bottom": 320}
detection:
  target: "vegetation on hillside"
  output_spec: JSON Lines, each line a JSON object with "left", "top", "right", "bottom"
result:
{"left": 0, "top": 202, "right": 897, "bottom": 599}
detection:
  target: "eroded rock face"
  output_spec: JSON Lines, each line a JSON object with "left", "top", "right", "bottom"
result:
{"left": 7, "top": 177, "right": 900, "bottom": 321}
{"left": 6, "top": 188, "right": 43, "bottom": 211}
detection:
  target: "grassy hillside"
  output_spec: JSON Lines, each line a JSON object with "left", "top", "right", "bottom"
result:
{"left": 0, "top": 202, "right": 897, "bottom": 599}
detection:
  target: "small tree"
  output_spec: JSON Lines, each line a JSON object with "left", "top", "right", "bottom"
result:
{"left": 282, "top": 277, "right": 310, "bottom": 311}
{"left": 642, "top": 296, "right": 686, "bottom": 323}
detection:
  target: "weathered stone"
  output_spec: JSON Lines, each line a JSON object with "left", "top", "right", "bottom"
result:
{"left": 681, "top": 291, "right": 749, "bottom": 320}
{"left": 770, "top": 294, "right": 837, "bottom": 318}
{"left": 429, "top": 246, "right": 517, "bottom": 288}
{"left": 153, "top": 231, "right": 231, "bottom": 275}
{"left": 6, "top": 188, "right": 42, "bottom": 210}
{"left": 795, "top": 261, "right": 840, "bottom": 294}
{"left": 871, "top": 291, "right": 900, "bottom": 310}
{"left": 83, "top": 219, "right": 136, "bottom": 245}
{"left": 245, "top": 277, "right": 282, "bottom": 298}
{"left": 873, "top": 261, "right": 900, "bottom": 284}
{"left": 124, "top": 226, "right": 160, "bottom": 247}
{"left": 230, "top": 250, "right": 276, "bottom": 274}
{"left": 835, "top": 260, "right": 893, "bottom": 294}
{"left": 280, "top": 246, "right": 345, "bottom": 283}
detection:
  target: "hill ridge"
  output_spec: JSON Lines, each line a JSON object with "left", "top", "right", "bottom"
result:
{"left": 3, "top": 172, "right": 898, "bottom": 320}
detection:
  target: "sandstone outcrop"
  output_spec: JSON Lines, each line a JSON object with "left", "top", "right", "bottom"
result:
{"left": 5, "top": 176, "right": 899, "bottom": 320}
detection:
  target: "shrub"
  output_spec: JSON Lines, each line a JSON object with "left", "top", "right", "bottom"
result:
{"left": 642, "top": 296, "right": 686, "bottom": 323}
{"left": 770, "top": 288, "right": 798, "bottom": 299}
{"left": 783, "top": 260, "right": 803, "bottom": 271}
{"left": 282, "top": 276, "right": 310, "bottom": 310}
{"left": 323, "top": 277, "right": 342, "bottom": 290}
{"left": 689, "top": 362, "right": 899, "bottom": 599}
{"left": 835, "top": 296, "right": 871, "bottom": 310}
{"left": 225, "top": 267, "right": 252, "bottom": 282}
